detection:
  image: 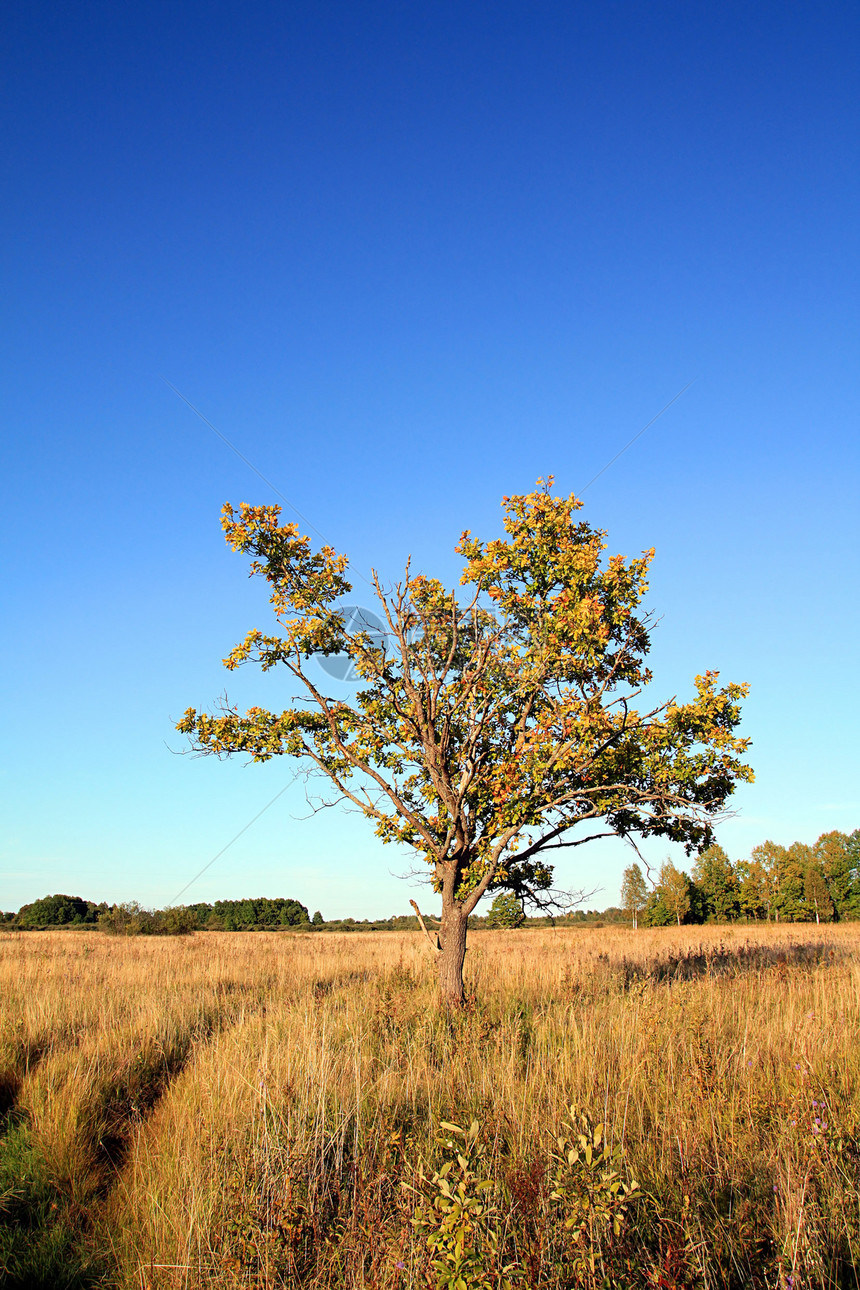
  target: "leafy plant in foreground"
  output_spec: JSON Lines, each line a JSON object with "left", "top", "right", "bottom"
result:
{"left": 409, "top": 1119, "right": 513, "bottom": 1290}
{"left": 549, "top": 1107, "right": 641, "bottom": 1280}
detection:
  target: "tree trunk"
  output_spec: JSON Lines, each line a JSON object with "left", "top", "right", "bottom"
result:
{"left": 438, "top": 902, "right": 469, "bottom": 1006}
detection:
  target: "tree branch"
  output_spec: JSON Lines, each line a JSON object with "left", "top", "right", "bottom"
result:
{"left": 409, "top": 900, "right": 441, "bottom": 951}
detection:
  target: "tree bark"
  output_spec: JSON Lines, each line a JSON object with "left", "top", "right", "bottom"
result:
{"left": 438, "top": 901, "right": 469, "bottom": 1006}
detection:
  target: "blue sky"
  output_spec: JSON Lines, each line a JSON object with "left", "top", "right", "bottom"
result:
{"left": 2, "top": 0, "right": 858, "bottom": 917}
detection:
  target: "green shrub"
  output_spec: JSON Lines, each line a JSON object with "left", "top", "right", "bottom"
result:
{"left": 486, "top": 892, "right": 525, "bottom": 929}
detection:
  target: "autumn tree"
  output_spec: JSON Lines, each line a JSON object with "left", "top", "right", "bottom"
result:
{"left": 620, "top": 863, "right": 648, "bottom": 929}
{"left": 178, "top": 481, "right": 752, "bottom": 1004}
{"left": 746, "top": 842, "right": 786, "bottom": 921}
{"left": 741, "top": 837, "right": 851, "bottom": 924}
{"left": 658, "top": 860, "right": 692, "bottom": 926}
{"left": 803, "top": 860, "right": 833, "bottom": 924}
{"left": 736, "top": 856, "right": 768, "bottom": 920}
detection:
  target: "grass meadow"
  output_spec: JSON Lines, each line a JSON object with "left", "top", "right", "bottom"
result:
{"left": 1, "top": 924, "right": 859, "bottom": 1289}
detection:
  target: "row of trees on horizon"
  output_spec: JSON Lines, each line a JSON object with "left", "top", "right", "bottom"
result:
{"left": 3, "top": 895, "right": 318, "bottom": 933}
{"left": 620, "top": 830, "right": 860, "bottom": 928}
{"left": 4, "top": 830, "right": 857, "bottom": 932}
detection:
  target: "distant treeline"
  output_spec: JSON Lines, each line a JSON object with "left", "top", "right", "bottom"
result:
{"left": 619, "top": 831, "right": 860, "bottom": 927}
{"left": 3, "top": 894, "right": 315, "bottom": 934}
{"left": 4, "top": 829, "right": 857, "bottom": 932}
{"left": 0, "top": 897, "right": 617, "bottom": 934}
{"left": 182, "top": 897, "right": 313, "bottom": 930}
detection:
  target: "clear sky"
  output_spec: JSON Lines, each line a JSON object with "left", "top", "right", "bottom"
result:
{"left": 2, "top": 1, "right": 858, "bottom": 918}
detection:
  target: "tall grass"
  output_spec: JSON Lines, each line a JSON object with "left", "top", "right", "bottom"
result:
{"left": 2, "top": 924, "right": 859, "bottom": 1288}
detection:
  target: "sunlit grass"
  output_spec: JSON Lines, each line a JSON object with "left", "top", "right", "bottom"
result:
{"left": 2, "top": 924, "right": 859, "bottom": 1287}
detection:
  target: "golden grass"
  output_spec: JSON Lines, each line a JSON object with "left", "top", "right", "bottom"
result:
{"left": 2, "top": 923, "right": 860, "bottom": 1288}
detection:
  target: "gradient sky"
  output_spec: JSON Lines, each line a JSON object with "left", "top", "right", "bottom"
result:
{"left": 2, "top": 1, "right": 858, "bottom": 918}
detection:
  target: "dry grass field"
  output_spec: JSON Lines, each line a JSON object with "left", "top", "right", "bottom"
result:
{"left": 2, "top": 924, "right": 859, "bottom": 1289}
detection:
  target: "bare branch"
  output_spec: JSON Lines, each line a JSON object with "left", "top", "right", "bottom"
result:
{"left": 409, "top": 899, "right": 441, "bottom": 951}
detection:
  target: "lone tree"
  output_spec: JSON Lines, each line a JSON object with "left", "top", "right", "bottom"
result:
{"left": 178, "top": 480, "right": 752, "bottom": 1005}
{"left": 486, "top": 890, "right": 526, "bottom": 929}
{"left": 620, "top": 863, "right": 648, "bottom": 929}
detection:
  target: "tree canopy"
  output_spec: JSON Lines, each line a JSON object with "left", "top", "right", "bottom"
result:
{"left": 635, "top": 829, "right": 860, "bottom": 927}
{"left": 16, "top": 894, "right": 102, "bottom": 928}
{"left": 178, "top": 480, "right": 753, "bottom": 1002}
{"left": 693, "top": 844, "right": 739, "bottom": 922}
{"left": 184, "top": 897, "right": 310, "bottom": 930}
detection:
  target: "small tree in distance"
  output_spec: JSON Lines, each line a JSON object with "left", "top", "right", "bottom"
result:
{"left": 620, "top": 864, "right": 648, "bottom": 929}
{"left": 178, "top": 480, "right": 752, "bottom": 1005}
{"left": 486, "top": 891, "right": 526, "bottom": 929}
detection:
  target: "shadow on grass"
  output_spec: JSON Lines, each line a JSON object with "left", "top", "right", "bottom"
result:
{"left": 0, "top": 1041, "right": 48, "bottom": 1137}
{"left": 612, "top": 938, "right": 845, "bottom": 988}
{"left": 93, "top": 1036, "right": 200, "bottom": 1191}
{"left": 0, "top": 1010, "right": 237, "bottom": 1287}
{"left": 0, "top": 1118, "right": 111, "bottom": 1289}
{"left": 0, "top": 1034, "right": 211, "bottom": 1286}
